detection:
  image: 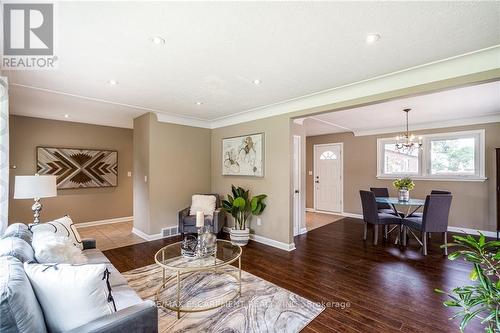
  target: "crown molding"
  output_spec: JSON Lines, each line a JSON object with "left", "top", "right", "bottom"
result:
{"left": 154, "top": 112, "right": 211, "bottom": 129}
{"left": 209, "top": 45, "right": 500, "bottom": 128}
{"left": 309, "top": 116, "right": 354, "bottom": 133}
{"left": 8, "top": 45, "right": 500, "bottom": 130}
{"left": 354, "top": 113, "right": 500, "bottom": 137}
{"left": 10, "top": 82, "right": 213, "bottom": 128}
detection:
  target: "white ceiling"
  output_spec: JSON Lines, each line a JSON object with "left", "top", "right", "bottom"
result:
{"left": 5, "top": 1, "right": 500, "bottom": 128}
{"left": 298, "top": 81, "right": 500, "bottom": 137}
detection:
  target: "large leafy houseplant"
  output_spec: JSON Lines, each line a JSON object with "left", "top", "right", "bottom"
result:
{"left": 435, "top": 233, "right": 500, "bottom": 332}
{"left": 221, "top": 185, "right": 267, "bottom": 230}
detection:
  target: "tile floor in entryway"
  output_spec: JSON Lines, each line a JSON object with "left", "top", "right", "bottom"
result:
{"left": 77, "top": 221, "right": 145, "bottom": 251}
{"left": 306, "top": 211, "right": 345, "bottom": 231}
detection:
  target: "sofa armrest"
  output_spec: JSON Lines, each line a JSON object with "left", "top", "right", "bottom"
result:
{"left": 82, "top": 238, "right": 96, "bottom": 250}
{"left": 64, "top": 301, "right": 158, "bottom": 333}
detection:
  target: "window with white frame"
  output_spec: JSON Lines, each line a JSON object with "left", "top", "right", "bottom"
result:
{"left": 377, "top": 129, "right": 485, "bottom": 181}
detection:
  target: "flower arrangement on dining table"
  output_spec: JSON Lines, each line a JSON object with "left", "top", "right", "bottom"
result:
{"left": 392, "top": 177, "right": 415, "bottom": 201}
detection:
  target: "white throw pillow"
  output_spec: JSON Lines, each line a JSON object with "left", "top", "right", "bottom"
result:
{"left": 190, "top": 194, "right": 216, "bottom": 216}
{"left": 24, "top": 262, "right": 115, "bottom": 333}
{"left": 30, "top": 215, "right": 83, "bottom": 249}
{"left": 32, "top": 231, "right": 87, "bottom": 264}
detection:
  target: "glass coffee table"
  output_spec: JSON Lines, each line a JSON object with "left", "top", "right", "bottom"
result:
{"left": 154, "top": 239, "right": 242, "bottom": 318}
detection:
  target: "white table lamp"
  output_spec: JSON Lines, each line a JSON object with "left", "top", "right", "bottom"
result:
{"left": 14, "top": 174, "right": 57, "bottom": 224}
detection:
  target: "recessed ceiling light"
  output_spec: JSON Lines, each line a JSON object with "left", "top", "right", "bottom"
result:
{"left": 64, "top": 114, "right": 69, "bottom": 118}
{"left": 253, "top": 79, "right": 261, "bottom": 85}
{"left": 196, "top": 101, "right": 203, "bottom": 105}
{"left": 150, "top": 36, "right": 165, "bottom": 45}
{"left": 366, "top": 33, "right": 381, "bottom": 44}
{"left": 107, "top": 80, "right": 118, "bottom": 85}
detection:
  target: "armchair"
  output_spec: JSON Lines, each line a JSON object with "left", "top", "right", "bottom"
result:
{"left": 178, "top": 194, "right": 225, "bottom": 235}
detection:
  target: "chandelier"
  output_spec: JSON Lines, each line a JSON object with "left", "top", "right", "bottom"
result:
{"left": 395, "top": 108, "right": 422, "bottom": 153}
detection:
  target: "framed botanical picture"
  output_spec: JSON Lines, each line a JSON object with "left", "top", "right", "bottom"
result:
{"left": 222, "top": 133, "right": 264, "bottom": 177}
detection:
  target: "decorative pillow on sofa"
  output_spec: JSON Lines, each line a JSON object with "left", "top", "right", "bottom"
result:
{"left": 30, "top": 215, "right": 83, "bottom": 249}
{"left": 189, "top": 194, "right": 216, "bottom": 216}
{"left": 32, "top": 231, "right": 87, "bottom": 264}
{"left": 0, "top": 237, "right": 35, "bottom": 263}
{"left": 24, "top": 262, "right": 116, "bottom": 333}
{"left": 0, "top": 256, "right": 47, "bottom": 333}
{"left": 2, "top": 223, "right": 33, "bottom": 244}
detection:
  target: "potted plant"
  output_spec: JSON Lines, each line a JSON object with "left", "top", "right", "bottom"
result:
{"left": 221, "top": 185, "right": 267, "bottom": 246}
{"left": 435, "top": 233, "right": 500, "bottom": 332}
{"left": 392, "top": 177, "right": 415, "bottom": 202}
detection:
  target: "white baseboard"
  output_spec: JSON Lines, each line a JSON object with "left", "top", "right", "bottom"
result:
{"left": 131, "top": 227, "right": 163, "bottom": 241}
{"left": 75, "top": 216, "right": 133, "bottom": 228}
{"left": 223, "top": 227, "right": 295, "bottom": 252}
{"left": 447, "top": 226, "right": 496, "bottom": 238}
{"left": 250, "top": 234, "right": 296, "bottom": 251}
{"left": 299, "top": 227, "right": 308, "bottom": 235}
{"left": 340, "top": 212, "right": 363, "bottom": 219}
{"left": 307, "top": 209, "right": 496, "bottom": 237}
{"left": 307, "top": 210, "right": 496, "bottom": 237}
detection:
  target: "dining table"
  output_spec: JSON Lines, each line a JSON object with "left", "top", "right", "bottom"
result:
{"left": 375, "top": 197, "right": 426, "bottom": 245}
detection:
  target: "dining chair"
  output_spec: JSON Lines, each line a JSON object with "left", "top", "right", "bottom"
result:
{"left": 369, "top": 187, "right": 392, "bottom": 213}
{"left": 370, "top": 187, "right": 404, "bottom": 220}
{"left": 359, "top": 190, "right": 402, "bottom": 245}
{"left": 402, "top": 194, "right": 452, "bottom": 255}
{"left": 409, "top": 190, "right": 451, "bottom": 218}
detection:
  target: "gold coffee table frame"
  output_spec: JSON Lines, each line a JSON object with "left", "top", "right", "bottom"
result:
{"left": 154, "top": 239, "right": 242, "bottom": 319}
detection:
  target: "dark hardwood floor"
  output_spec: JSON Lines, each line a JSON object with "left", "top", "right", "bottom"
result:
{"left": 103, "top": 218, "right": 479, "bottom": 332}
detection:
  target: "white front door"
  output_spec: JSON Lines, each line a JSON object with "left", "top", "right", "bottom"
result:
{"left": 292, "top": 135, "right": 301, "bottom": 236}
{"left": 314, "top": 143, "right": 342, "bottom": 213}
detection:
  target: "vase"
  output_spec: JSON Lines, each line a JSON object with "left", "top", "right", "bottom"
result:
{"left": 398, "top": 188, "right": 410, "bottom": 202}
{"left": 230, "top": 228, "right": 250, "bottom": 246}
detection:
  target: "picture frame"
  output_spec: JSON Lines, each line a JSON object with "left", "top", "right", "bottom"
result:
{"left": 222, "top": 133, "right": 264, "bottom": 177}
{"left": 36, "top": 146, "right": 118, "bottom": 189}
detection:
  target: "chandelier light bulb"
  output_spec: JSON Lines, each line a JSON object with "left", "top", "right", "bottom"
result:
{"left": 394, "top": 108, "right": 423, "bottom": 153}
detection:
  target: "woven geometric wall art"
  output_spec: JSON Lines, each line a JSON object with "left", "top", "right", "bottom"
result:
{"left": 36, "top": 147, "right": 118, "bottom": 189}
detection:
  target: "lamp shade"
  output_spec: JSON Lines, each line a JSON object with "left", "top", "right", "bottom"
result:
{"left": 14, "top": 175, "right": 57, "bottom": 199}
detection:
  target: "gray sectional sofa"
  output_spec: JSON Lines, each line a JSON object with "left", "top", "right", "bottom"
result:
{"left": 0, "top": 223, "right": 158, "bottom": 333}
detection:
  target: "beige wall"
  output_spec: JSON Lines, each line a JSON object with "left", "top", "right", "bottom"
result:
{"left": 211, "top": 115, "right": 293, "bottom": 245}
{"left": 133, "top": 113, "right": 211, "bottom": 235}
{"left": 9, "top": 115, "right": 133, "bottom": 224}
{"left": 306, "top": 122, "right": 500, "bottom": 231}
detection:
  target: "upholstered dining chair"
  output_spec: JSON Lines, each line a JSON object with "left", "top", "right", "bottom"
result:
{"left": 370, "top": 187, "right": 404, "bottom": 218}
{"left": 369, "top": 187, "right": 394, "bottom": 215}
{"left": 178, "top": 194, "right": 225, "bottom": 235}
{"left": 402, "top": 194, "right": 452, "bottom": 255}
{"left": 409, "top": 190, "right": 451, "bottom": 218}
{"left": 359, "top": 190, "right": 402, "bottom": 245}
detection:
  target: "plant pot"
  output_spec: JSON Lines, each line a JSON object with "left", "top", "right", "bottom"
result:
{"left": 230, "top": 228, "right": 250, "bottom": 246}
{"left": 398, "top": 189, "right": 410, "bottom": 202}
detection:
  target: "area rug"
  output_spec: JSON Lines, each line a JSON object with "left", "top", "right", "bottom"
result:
{"left": 122, "top": 263, "right": 324, "bottom": 333}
